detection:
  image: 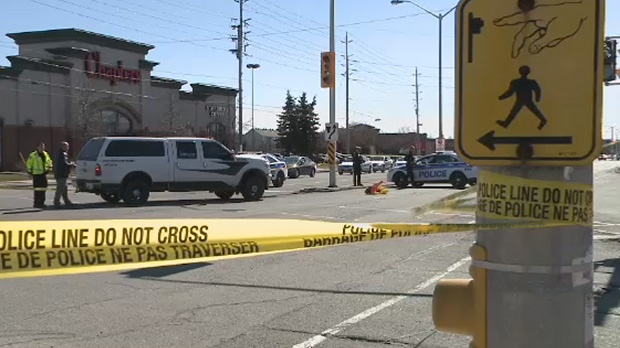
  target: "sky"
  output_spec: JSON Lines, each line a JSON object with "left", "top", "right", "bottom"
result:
{"left": 0, "top": 0, "right": 619, "bottom": 139}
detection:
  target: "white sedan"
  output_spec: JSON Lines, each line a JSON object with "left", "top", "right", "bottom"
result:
{"left": 338, "top": 156, "right": 372, "bottom": 175}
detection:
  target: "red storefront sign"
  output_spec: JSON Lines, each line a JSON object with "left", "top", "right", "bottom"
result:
{"left": 84, "top": 51, "right": 141, "bottom": 86}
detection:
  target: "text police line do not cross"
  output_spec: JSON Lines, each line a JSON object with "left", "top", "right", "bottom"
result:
{"left": 0, "top": 218, "right": 568, "bottom": 279}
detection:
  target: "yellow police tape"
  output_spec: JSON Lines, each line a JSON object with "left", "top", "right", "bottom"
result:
{"left": 411, "top": 170, "right": 593, "bottom": 225}
{"left": 0, "top": 218, "right": 568, "bottom": 279}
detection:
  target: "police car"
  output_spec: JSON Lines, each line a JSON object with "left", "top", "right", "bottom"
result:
{"left": 237, "top": 153, "right": 287, "bottom": 187}
{"left": 386, "top": 151, "right": 478, "bottom": 189}
{"left": 262, "top": 153, "right": 287, "bottom": 187}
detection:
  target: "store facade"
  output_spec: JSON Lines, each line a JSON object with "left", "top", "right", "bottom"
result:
{"left": 0, "top": 28, "right": 238, "bottom": 171}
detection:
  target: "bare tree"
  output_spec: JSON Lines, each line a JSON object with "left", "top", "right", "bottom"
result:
{"left": 398, "top": 126, "right": 412, "bottom": 133}
{"left": 71, "top": 76, "right": 103, "bottom": 143}
{"left": 160, "top": 90, "right": 187, "bottom": 135}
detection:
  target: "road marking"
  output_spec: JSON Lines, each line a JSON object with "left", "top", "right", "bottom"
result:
{"left": 290, "top": 256, "right": 471, "bottom": 348}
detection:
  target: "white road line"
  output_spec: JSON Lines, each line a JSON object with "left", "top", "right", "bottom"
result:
{"left": 290, "top": 256, "right": 471, "bottom": 348}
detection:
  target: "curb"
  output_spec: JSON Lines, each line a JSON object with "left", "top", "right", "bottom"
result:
{"left": 296, "top": 186, "right": 366, "bottom": 194}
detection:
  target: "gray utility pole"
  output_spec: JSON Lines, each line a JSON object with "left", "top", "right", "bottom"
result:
{"left": 328, "top": 0, "right": 337, "bottom": 187}
{"left": 231, "top": 0, "right": 249, "bottom": 152}
{"left": 414, "top": 67, "right": 421, "bottom": 155}
{"left": 342, "top": 32, "right": 353, "bottom": 155}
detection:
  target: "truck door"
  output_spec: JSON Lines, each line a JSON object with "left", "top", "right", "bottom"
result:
{"left": 172, "top": 140, "right": 202, "bottom": 190}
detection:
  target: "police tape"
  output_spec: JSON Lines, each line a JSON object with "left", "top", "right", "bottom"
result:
{"left": 0, "top": 218, "right": 572, "bottom": 280}
{"left": 410, "top": 170, "right": 593, "bottom": 225}
{"left": 477, "top": 170, "right": 593, "bottom": 224}
{"left": 410, "top": 184, "right": 477, "bottom": 215}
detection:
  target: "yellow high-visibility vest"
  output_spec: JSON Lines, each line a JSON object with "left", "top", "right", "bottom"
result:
{"left": 26, "top": 150, "right": 52, "bottom": 175}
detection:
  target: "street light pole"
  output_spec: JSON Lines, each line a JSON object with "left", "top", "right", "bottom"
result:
{"left": 246, "top": 63, "right": 260, "bottom": 152}
{"left": 390, "top": 0, "right": 456, "bottom": 139}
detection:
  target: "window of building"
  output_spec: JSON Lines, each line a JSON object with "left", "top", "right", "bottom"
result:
{"left": 104, "top": 140, "right": 165, "bottom": 157}
{"left": 176, "top": 141, "right": 198, "bottom": 159}
{"left": 100, "top": 109, "right": 132, "bottom": 134}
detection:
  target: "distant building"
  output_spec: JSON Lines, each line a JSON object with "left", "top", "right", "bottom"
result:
{"left": 332, "top": 123, "right": 454, "bottom": 155}
{"left": 243, "top": 128, "right": 279, "bottom": 152}
{"left": 0, "top": 28, "right": 238, "bottom": 170}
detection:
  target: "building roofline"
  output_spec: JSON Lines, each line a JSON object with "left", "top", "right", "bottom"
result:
{"left": 191, "top": 83, "right": 239, "bottom": 97}
{"left": 6, "top": 28, "right": 155, "bottom": 55}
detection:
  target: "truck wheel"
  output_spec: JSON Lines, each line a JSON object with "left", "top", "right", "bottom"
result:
{"left": 273, "top": 172, "right": 285, "bottom": 187}
{"left": 101, "top": 192, "right": 121, "bottom": 203}
{"left": 242, "top": 175, "right": 265, "bottom": 201}
{"left": 215, "top": 190, "right": 235, "bottom": 200}
{"left": 450, "top": 172, "right": 468, "bottom": 190}
{"left": 122, "top": 181, "right": 150, "bottom": 205}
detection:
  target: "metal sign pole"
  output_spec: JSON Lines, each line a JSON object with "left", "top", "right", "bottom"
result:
{"left": 432, "top": 0, "right": 604, "bottom": 347}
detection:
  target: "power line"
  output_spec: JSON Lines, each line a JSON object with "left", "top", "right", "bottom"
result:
{"left": 25, "top": 0, "right": 231, "bottom": 51}
{"left": 84, "top": 0, "right": 230, "bottom": 36}
{"left": 146, "top": 12, "right": 434, "bottom": 43}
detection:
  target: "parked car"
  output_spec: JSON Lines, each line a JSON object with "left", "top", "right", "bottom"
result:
{"left": 75, "top": 137, "right": 270, "bottom": 204}
{"left": 367, "top": 155, "right": 393, "bottom": 172}
{"left": 387, "top": 151, "right": 477, "bottom": 189}
{"left": 338, "top": 156, "right": 372, "bottom": 175}
{"left": 284, "top": 156, "right": 317, "bottom": 178}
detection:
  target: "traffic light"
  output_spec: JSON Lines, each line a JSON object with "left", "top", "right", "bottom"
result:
{"left": 604, "top": 38, "right": 617, "bottom": 82}
{"left": 432, "top": 243, "right": 487, "bottom": 348}
{"left": 321, "top": 51, "right": 336, "bottom": 88}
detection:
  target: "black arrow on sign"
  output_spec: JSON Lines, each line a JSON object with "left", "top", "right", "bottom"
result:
{"left": 478, "top": 131, "right": 573, "bottom": 151}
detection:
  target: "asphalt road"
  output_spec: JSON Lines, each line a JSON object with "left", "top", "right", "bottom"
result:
{"left": 0, "top": 170, "right": 389, "bottom": 213}
{"left": 0, "top": 162, "right": 618, "bottom": 347}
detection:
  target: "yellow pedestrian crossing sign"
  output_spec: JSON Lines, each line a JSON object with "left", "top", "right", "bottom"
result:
{"left": 455, "top": 0, "right": 605, "bottom": 166}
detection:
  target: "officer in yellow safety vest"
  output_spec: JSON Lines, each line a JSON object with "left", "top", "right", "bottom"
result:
{"left": 26, "top": 142, "right": 53, "bottom": 208}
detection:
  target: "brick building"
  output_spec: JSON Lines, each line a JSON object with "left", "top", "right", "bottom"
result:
{"left": 0, "top": 28, "right": 238, "bottom": 170}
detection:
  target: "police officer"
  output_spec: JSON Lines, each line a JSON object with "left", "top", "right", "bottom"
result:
{"left": 404, "top": 145, "right": 416, "bottom": 187}
{"left": 53, "top": 141, "right": 76, "bottom": 208}
{"left": 26, "top": 142, "right": 53, "bottom": 208}
{"left": 352, "top": 146, "right": 363, "bottom": 187}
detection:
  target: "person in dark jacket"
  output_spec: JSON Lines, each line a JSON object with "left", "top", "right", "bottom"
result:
{"left": 53, "top": 141, "right": 76, "bottom": 207}
{"left": 352, "top": 146, "right": 363, "bottom": 186}
{"left": 404, "top": 145, "right": 416, "bottom": 187}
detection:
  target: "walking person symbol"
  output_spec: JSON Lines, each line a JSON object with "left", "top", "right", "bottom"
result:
{"left": 496, "top": 65, "right": 548, "bottom": 130}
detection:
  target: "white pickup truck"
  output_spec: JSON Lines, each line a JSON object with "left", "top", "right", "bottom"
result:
{"left": 75, "top": 137, "right": 270, "bottom": 205}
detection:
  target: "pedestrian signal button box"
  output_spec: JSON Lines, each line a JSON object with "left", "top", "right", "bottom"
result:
{"left": 455, "top": 0, "right": 605, "bottom": 166}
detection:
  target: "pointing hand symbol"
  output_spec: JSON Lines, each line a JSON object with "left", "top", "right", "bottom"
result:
{"left": 493, "top": 0, "right": 587, "bottom": 58}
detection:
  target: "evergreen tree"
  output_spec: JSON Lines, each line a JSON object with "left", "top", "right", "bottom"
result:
{"left": 296, "top": 93, "right": 320, "bottom": 154}
{"left": 276, "top": 90, "right": 298, "bottom": 153}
